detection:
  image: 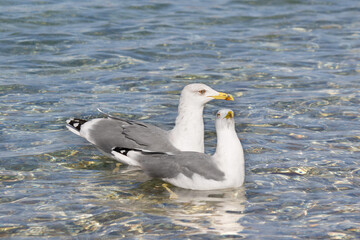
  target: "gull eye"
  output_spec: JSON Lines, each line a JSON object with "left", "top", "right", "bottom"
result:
{"left": 217, "top": 113, "right": 221, "bottom": 117}
{"left": 198, "top": 89, "right": 206, "bottom": 95}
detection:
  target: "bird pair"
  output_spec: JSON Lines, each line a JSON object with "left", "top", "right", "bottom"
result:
{"left": 66, "top": 84, "right": 244, "bottom": 190}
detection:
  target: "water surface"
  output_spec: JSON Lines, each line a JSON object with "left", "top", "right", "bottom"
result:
{"left": 1, "top": 0, "right": 360, "bottom": 238}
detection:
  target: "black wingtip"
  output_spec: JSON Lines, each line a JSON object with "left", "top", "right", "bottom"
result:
{"left": 112, "top": 147, "right": 132, "bottom": 156}
{"left": 112, "top": 147, "right": 169, "bottom": 156}
{"left": 66, "top": 118, "right": 87, "bottom": 131}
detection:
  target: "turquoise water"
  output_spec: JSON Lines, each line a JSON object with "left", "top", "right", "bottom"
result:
{"left": 1, "top": 0, "right": 359, "bottom": 238}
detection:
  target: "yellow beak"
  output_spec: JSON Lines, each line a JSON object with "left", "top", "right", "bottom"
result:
{"left": 225, "top": 111, "right": 234, "bottom": 119}
{"left": 210, "top": 92, "right": 234, "bottom": 101}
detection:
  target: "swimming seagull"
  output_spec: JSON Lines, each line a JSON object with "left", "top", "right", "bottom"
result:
{"left": 111, "top": 109, "right": 245, "bottom": 190}
{"left": 66, "top": 84, "right": 234, "bottom": 165}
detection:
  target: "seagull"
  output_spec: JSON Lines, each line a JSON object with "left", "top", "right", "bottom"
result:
{"left": 66, "top": 84, "right": 234, "bottom": 166}
{"left": 111, "top": 109, "right": 245, "bottom": 190}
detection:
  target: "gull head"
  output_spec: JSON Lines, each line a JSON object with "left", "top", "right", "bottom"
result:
{"left": 180, "top": 83, "right": 234, "bottom": 106}
{"left": 215, "top": 109, "right": 236, "bottom": 130}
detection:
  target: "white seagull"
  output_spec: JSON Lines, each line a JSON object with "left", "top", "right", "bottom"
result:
{"left": 66, "top": 84, "right": 234, "bottom": 165}
{"left": 111, "top": 109, "right": 245, "bottom": 190}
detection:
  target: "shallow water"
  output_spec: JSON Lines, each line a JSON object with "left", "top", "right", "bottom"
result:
{"left": 1, "top": 0, "right": 360, "bottom": 238}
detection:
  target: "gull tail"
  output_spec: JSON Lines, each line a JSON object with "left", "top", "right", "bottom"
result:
{"left": 66, "top": 118, "right": 87, "bottom": 136}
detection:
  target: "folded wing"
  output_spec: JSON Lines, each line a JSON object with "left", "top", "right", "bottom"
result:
{"left": 79, "top": 117, "right": 179, "bottom": 156}
{"left": 132, "top": 151, "right": 225, "bottom": 181}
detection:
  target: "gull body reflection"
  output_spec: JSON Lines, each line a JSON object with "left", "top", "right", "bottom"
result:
{"left": 164, "top": 187, "right": 246, "bottom": 235}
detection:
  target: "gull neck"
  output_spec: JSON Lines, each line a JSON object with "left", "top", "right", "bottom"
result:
{"left": 169, "top": 101, "right": 205, "bottom": 153}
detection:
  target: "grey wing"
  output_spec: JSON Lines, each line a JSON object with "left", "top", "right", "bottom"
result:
{"left": 139, "top": 152, "right": 225, "bottom": 181}
{"left": 81, "top": 118, "right": 178, "bottom": 155}
{"left": 122, "top": 124, "right": 178, "bottom": 152}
